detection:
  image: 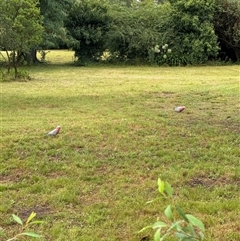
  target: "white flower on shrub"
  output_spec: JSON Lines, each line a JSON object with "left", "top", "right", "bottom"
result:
{"left": 162, "top": 44, "right": 168, "bottom": 50}
{"left": 154, "top": 45, "right": 160, "bottom": 53}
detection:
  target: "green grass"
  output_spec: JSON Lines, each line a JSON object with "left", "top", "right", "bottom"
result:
{"left": 0, "top": 50, "right": 240, "bottom": 241}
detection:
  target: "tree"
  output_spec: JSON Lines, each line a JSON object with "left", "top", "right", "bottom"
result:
{"left": 19, "top": 0, "right": 74, "bottom": 64}
{"left": 0, "top": 0, "right": 43, "bottom": 78}
{"left": 65, "top": 0, "right": 111, "bottom": 65}
{"left": 39, "top": 0, "right": 74, "bottom": 49}
{"left": 105, "top": 2, "right": 172, "bottom": 63}
{"left": 107, "top": 0, "right": 136, "bottom": 7}
{"left": 105, "top": 0, "right": 219, "bottom": 65}
{"left": 214, "top": 0, "right": 240, "bottom": 61}
{"left": 166, "top": 0, "right": 219, "bottom": 65}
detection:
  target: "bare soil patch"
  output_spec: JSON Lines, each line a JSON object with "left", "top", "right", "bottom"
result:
{"left": 188, "top": 175, "right": 240, "bottom": 188}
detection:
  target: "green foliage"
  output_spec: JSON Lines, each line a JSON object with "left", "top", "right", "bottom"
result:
{"left": 0, "top": 212, "right": 43, "bottom": 240}
{"left": 0, "top": 69, "right": 31, "bottom": 82}
{"left": 139, "top": 179, "right": 205, "bottom": 241}
{"left": 0, "top": 0, "right": 43, "bottom": 53}
{"left": 39, "top": 0, "right": 74, "bottom": 49}
{"left": 65, "top": 0, "right": 111, "bottom": 65}
{"left": 63, "top": 0, "right": 239, "bottom": 65}
{"left": 106, "top": 0, "right": 219, "bottom": 65}
{"left": 166, "top": 0, "right": 219, "bottom": 65}
{"left": 214, "top": 0, "right": 240, "bottom": 61}
{"left": 107, "top": 0, "right": 134, "bottom": 7}
{"left": 0, "top": 0, "right": 43, "bottom": 77}
{"left": 148, "top": 43, "right": 184, "bottom": 66}
{"left": 105, "top": 2, "right": 172, "bottom": 63}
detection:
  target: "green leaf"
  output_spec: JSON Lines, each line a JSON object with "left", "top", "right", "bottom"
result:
{"left": 146, "top": 200, "right": 154, "bottom": 204}
{"left": 159, "top": 231, "right": 170, "bottom": 241}
{"left": 0, "top": 229, "right": 7, "bottom": 238}
{"left": 158, "top": 178, "right": 165, "bottom": 194}
{"left": 22, "top": 232, "right": 42, "bottom": 238}
{"left": 164, "top": 182, "right": 173, "bottom": 197}
{"left": 12, "top": 214, "right": 23, "bottom": 225}
{"left": 182, "top": 223, "right": 197, "bottom": 237}
{"left": 199, "top": 231, "right": 205, "bottom": 240}
{"left": 175, "top": 222, "right": 183, "bottom": 232}
{"left": 175, "top": 232, "right": 189, "bottom": 239}
{"left": 152, "top": 221, "right": 167, "bottom": 229}
{"left": 138, "top": 225, "right": 152, "bottom": 233}
{"left": 176, "top": 205, "right": 189, "bottom": 223}
{"left": 154, "top": 228, "right": 161, "bottom": 241}
{"left": 26, "top": 212, "right": 36, "bottom": 224}
{"left": 186, "top": 214, "right": 205, "bottom": 232}
{"left": 169, "top": 220, "right": 184, "bottom": 231}
{"left": 146, "top": 197, "right": 160, "bottom": 204}
{"left": 178, "top": 237, "right": 192, "bottom": 241}
{"left": 6, "top": 238, "right": 17, "bottom": 241}
{"left": 29, "top": 220, "right": 44, "bottom": 225}
{"left": 164, "top": 205, "right": 173, "bottom": 222}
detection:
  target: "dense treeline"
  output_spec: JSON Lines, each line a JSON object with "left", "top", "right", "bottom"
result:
{"left": 0, "top": 0, "right": 239, "bottom": 69}
{"left": 65, "top": 0, "right": 239, "bottom": 65}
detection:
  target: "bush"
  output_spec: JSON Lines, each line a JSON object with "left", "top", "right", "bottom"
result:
{"left": 105, "top": 2, "right": 172, "bottom": 64}
{"left": 0, "top": 212, "right": 43, "bottom": 240}
{"left": 139, "top": 179, "right": 205, "bottom": 241}
{"left": 0, "top": 69, "right": 31, "bottom": 82}
{"left": 65, "top": 0, "right": 111, "bottom": 65}
{"left": 166, "top": 0, "right": 219, "bottom": 65}
{"left": 65, "top": 0, "right": 239, "bottom": 65}
{"left": 106, "top": 0, "right": 219, "bottom": 65}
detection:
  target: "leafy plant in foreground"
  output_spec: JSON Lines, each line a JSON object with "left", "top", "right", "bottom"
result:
{"left": 139, "top": 178, "right": 205, "bottom": 241}
{"left": 0, "top": 212, "right": 43, "bottom": 241}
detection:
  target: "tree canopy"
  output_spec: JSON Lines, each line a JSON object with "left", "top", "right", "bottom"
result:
{"left": 66, "top": 0, "right": 223, "bottom": 65}
{"left": 214, "top": 0, "right": 240, "bottom": 61}
{"left": 65, "top": 0, "right": 111, "bottom": 65}
{"left": 39, "top": 0, "right": 74, "bottom": 49}
{"left": 166, "top": 0, "right": 219, "bottom": 65}
{"left": 0, "top": 0, "right": 43, "bottom": 77}
{"left": 1, "top": 0, "right": 239, "bottom": 70}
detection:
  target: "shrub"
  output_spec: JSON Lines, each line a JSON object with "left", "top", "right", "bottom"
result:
{"left": 65, "top": 0, "right": 111, "bottom": 65}
{"left": 0, "top": 212, "right": 43, "bottom": 240}
{"left": 166, "top": 0, "right": 219, "bottom": 65}
{"left": 139, "top": 179, "right": 205, "bottom": 241}
{"left": 0, "top": 69, "right": 31, "bottom": 82}
{"left": 106, "top": 2, "right": 172, "bottom": 64}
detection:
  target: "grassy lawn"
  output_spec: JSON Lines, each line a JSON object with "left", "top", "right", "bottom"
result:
{"left": 0, "top": 50, "right": 239, "bottom": 241}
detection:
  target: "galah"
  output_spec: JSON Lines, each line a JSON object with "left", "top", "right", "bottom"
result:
{"left": 174, "top": 106, "right": 185, "bottom": 112}
{"left": 46, "top": 126, "right": 60, "bottom": 136}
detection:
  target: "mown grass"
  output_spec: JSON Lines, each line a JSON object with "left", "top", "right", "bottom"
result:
{"left": 0, "top": 50, "right": 240, "bottom": 241}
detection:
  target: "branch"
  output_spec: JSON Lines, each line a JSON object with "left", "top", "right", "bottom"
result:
{"left": 218, "top": 36, "right": 240, "bottom": 49}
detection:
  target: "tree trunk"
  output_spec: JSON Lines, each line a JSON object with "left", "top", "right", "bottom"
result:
{"left": 234, "top": 48, "right": 240, "bottom": 61}
{"left": 28, "top": 48, "right": 41, "bottom": 64}
{"left": 17, "top": 49, "right": 41, "bottom": 65}
{"left": 5, "top": 51, "right": 11, "bottom": 74}
{"left": 12, "top": 51, "right": 18, "bottom": 78}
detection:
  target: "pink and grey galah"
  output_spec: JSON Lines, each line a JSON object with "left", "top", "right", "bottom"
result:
{"left": 174, "top": 106, "right": 185, "bottom": 112}
{"left": 47, "top": 126, "right": 60, "bottom": 136}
